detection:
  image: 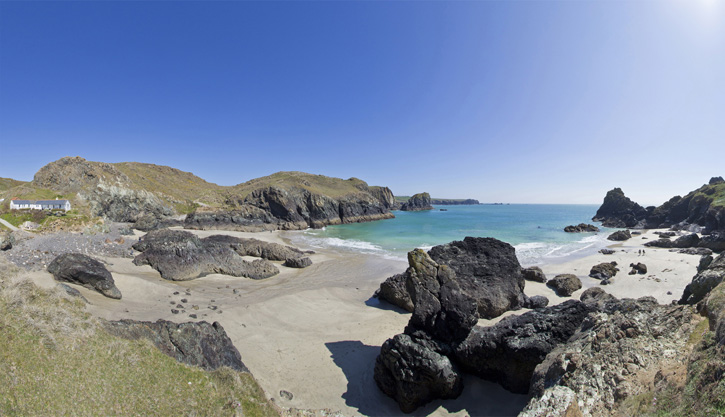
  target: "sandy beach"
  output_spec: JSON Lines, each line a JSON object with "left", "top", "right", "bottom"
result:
{"left": 21, "top": 227, "right": 701, "bottom": 416}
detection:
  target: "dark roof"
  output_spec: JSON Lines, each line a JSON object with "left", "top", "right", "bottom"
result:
{"left": 11, "top": 200, "right": 33, "bottom": 204}
{"left": 36, "top": 200, "right": 69, "bottom": 204}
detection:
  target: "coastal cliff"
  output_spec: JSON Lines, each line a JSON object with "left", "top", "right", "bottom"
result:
{"left": 594, "top": 177, "right": 725, "bottom": 231}
{"left": 400, "top": 192, "right": 433, "bottom": 211}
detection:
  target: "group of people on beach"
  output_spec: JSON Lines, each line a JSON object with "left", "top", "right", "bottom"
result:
{"left": 638, "top": 249, "right": 646, "bottom": 256}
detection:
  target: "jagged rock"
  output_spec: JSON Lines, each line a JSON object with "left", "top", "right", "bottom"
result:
{"left": 0, "top": 231, "right": 14, "bottom": 251}
{"left": 592, "top": 188, "right": 649, "bottom": 228}
{"left": 524, "top": 295, "right": 550, "bottom": 309}
{"left": 703, "top": 281, "right": 725, "bottom": 344}
{"left": 589, "top": 262, "right": 619, "bottom": 280}
{"left": 132, "top": 229, "right": 279, "bottom": 280}
{"left": 428, "top": 237, "right": 526, "bottom": 319}
{"left": 579, "top": 287, "right": 616, "bottom": 304}
{"left": 607, "top": 230, "right": 631, "bottom": 241}
{"left": 674, "top": 247, "right": 713, "bottom": 256}
{"left": 454, "top": 300, "right": 592, "bottom": 393}
{"left": 547, "top": 274, "right": 582, "bottom": 297}
{"left": 203, "top": 235, "right": 312, "bottom": 262}
{"left": 47, "top": 253, "right": 122, "bottom": 299}
{"left": 400, "top": 192, "right": 433, "bottom": 211}
{"left": 698, "top": 255, "right": 714, "bottom": 272}
{"left": 679, "top": 252, "right": 725, "bottom": 305}
{"left": 599, "top": 249, "right": 616, "bottom": 255}
{"left": 522, "top": 266, "right": 547, "bottom": 283}
{"left": 133, "top": 214, "right": 182, "bottom": 231}
{"left": 628, "top": 262, "right": 647, "bottom": 275}
{"left": 710, "top": 176, "right": 725, "bottom": 185}
{"left": 374, "top": 333, "right": 463, "bottom": 413}
{"left": 518, "top": 386, "right": 582, "bottom": 417}
{"left": 699, "top": 232, "right": 725, "bottom": 252}
{"left": 645, "top": 233, "right": 701, "bottom": 249}
{"left": 377, "top": 273, "right": 414, "bottom": 312}
{"left": 104, "top": 319, "right": 248, "bottom": 372}
{"left": 283, "top": 257, "right": 312, "bottom": 268}
{"left": 564, "top": 223, "right": 600, "bottom": 233}
{"left": 526, "top": 297, "right": 696, "bottom": 417}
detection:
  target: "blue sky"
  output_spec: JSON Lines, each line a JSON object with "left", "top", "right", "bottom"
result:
{"left": 1, "top": 1, "right": 723, "bottom": 205}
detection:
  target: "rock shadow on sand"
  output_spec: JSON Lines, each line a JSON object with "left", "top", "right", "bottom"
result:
{"left": 364, "top": 295, "right": 409, "bottom": 313}
{"left": 325, "top": 340, "right": 527, "bottom": 417}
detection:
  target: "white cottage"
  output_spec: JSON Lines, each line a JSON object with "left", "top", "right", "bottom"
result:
{"left": 10, "top": 198, "right": 71, "bottom": 211}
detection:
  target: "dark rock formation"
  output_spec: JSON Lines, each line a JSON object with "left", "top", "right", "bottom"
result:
{"left": 376, "top": 273, "right": 413, "bottom": 312}
{"left": 607, "top": 230, "right": 631, "bottom": 241}
{"left": 47, "top": 253, "right": 122, "bottom": 299}
{"left": 522, "top": 266, "right": 547, "bottom": 283}
{"left": 104, "top": 319, "right": 248, "bottom": 372}
{"left": 202, "top": 235, "right": 312, "bottom": 264}
{"left": 428, "top": 237, "right": 526, "bottom": 319}
{"left": 400, "top": 192, "right": 433, "bottom": 211}
{"left": 430, "top": 199, "right": 480, "bottom": 205}
{"left": 698, "top": 254, "right": 714, "bottom": 273}
{"left": 674, "top": 247, "right": 713, "bottom": 256}
{"left": 283, "top": 257, "right": 312, "bottom": 268}
{"left": 656, "top": 231, "right": 676, "bottom": 238}
{"left": 589, "top": 262, "right": 619, "bottom": 280}
{"left": 699, "top": 231, "right": 725, "bottom": 252}
{"left": 132, "top": 229, "right": 279, "bottom": 281}
{"left": 679, "top": 252, "right": 725, "bottom": 305}
{"left": 374, "top": 334, "right": 463, "bottom": 413}
{"left": 703, "top": 281, "right": 725, "bottom": 345}
{"left": 592, "top": 188, "right": 649, "bottom": 228}
{"left": 599, "top": 249, "right": 616, "bottom": 255}
{"left": 0, "top": 231, "right": 14, "bottom": 251}
{"left": 454, "top": 300, "right": 592, "bottom": 393}
{"left": 645, "top": 233, "right": 700, "bottom": 249}
{"left": 629, "top": 262, "right": 647, "bottom": 275}
{"left": 133, "top": 214, "right": 183, "bottom": 231}
{"left": 564, "top": 223, "right": 600, "bottom": 233}
{"left": 186, "top": 185, "right": 395, "bottom": 232}
{"left": 526, "top": 297, "right": 696, "bottom": 416}
{"left": 524, "top": 295, "right": 550, "bottom": 309}
{"left": 547, "top": 274, "right": 582, "bottom": 297}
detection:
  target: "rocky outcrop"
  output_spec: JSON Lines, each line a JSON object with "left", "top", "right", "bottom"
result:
{"left": 428, "top": 237, "right": 526, "bottom": 319}
{"left": 0, "top": 231, "right": 14, "bottom": 250}
{"left": 526, "top": 296, "right": 696, "bottom": 417}
{"left": 522, "top": 266, "right": 547, "bottom": 283}
{"left": 564, "top": 224, "right": 600, "bottom": 233}
{"left": 703, "top": 280, "right": 725, "bottom": 345}
{"left": 374, "top": 249, "right": 477, "bottom": 412}
{"left": 202, "top": 235, "right": 312, "bottom": 263}
{"left": 524, "top": 295, "right": 550, "bottom": 309}
{"left": 592, "top": 188, "right": 649, "bottom": 228}
{"left": 628, "top": 262, "right": 647, "bottom": 275}
{"left": 547, "top": 274, "right": 582, "bottom": 297}
{"left": 679, "top": 252, "right": 725, "bottom": 305}
{"left": 132, "top": 230, "right": 280, "bottom": 281}
{"left": 645, "top": 233, "right": 701, "bottom": 249}
{"left": 430, "top": 199, "right": 480, "bottom": 205}
{"left": 400, "top": 192, "right": 433, "bottom": 211}
{"left": 185, "top": 185, "right": 395, "bottom": 231}
{"left": 589, "top": 262, "right": 619, "bottom": 280}
{"left": 599, "top": 248, "right": 616, "bottom": 255}
{"left": 104, "top": 319, "right": 248, "bottom": 372}
{"left": 47, "top": 253, "right": 122, "bottom": 299}
{"left": 607, "top": 230, "right": 631, "bottom": 241}
{"left": 283, "top": 257, "right": 312, "bottom": 268}
{"left": 454, "top": 300, "right": 592, "bottom": 393}
{"left": 376, "top": 237, "right": 527, "bottom": 319}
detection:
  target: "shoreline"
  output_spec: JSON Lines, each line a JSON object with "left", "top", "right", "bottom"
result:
{"left": 15, "top": 226, "right": 702, "bottom": 416}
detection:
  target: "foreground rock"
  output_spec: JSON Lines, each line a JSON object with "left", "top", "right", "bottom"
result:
{"left": 522, "top": 266, "right": 547, "bottom": 283}
{"left": 607, "top": 230, "right": 631, "bottom": 241}
{"left": 47, "top": 253, "right": 122, "bottom": 299}
{"left": 0, "top": 231, "right": 14, "bottom": 250}
{"left": 526, "top": 296, "right": 697, "bottom": 417}
{"left": 679, "top": 252, "right": 725, "bottom": 305}
{"left": 377, "top": 237, "right": 527, "bottom": 319}
{"left": 104, "top": 319, "right": 248, "bottom": 372}
{"left": 564, "top": 223, "right": 599, "bottom": 233}
{"left": 589, "top": 262, "right": 619, "bottom": 280}
{"left": 546, "top": 274, "right": 582, "bottom": 297}
{"left": 400, "top": 192, "right": 433, "bottom": 211}
{"left": 132, "top": 229, "right": 280, "bottom": 281}
{"left": 592, "top": 188, "right": 649, "bottom": 228}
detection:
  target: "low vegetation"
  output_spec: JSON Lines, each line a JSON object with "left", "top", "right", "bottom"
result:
{"left": 233, "top": 171, "right": 372, "bottom": 200}
{"left": 0, "top": 257, "right": 278, "bottom": 417}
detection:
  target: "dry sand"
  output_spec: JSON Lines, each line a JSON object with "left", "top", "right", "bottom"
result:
{"left": 20, "top": 228, "right": 703, "bottom": 416}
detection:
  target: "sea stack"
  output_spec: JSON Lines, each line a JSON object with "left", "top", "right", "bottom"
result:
{"left": 400, "top": 192, "right": 433, "bottom": 211}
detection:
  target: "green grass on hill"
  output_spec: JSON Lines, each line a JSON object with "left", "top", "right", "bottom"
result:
{"left": 0, "top": 178, "right": 26, "bottom": 193}
{"left": 233, "top": 171, "right": 370, "bottom": 200}
{"left": 0, "top": 259, "right": 278, "bottom": 417}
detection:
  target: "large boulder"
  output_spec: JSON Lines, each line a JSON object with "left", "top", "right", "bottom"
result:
{"left": 132, "top": 229, "right": 279, "bottom": 281}
{"left": 589, "top": 262, "right": 619, "bottom": 280}
{"left": 699, "top": 231, "right": 725, "bottom": 252}
{"left": 607, "top": 230, "right": 631, "bottom": 241}
{"left": 104, "top": 319, "right": 248, "bottom": 372}
{"left": 0, "top": 231, "right": 14, "bottom": 251}
{"left": 400, "top": 192, "right": 433, "bottom": 211}
{"left": 592, "top": 188, "right": 649, "bottom": 228}
{"left": 564, "top": 224, "right": 599, "bottom": 233}
{"left": 377, "top": 273, "right": 414, "bottom": 312}
{"left": 428, "top": 237, "right": 526, "bottom": 319}
{"left": 374, "top": 333, "right": 462, "bottom": 413}
{"left": 547, "top": 274, "right": 582, "bottom": 297}
{"left": 679, "top": 252, "right": 725, "bottom": 305}
{"left": 454, "top": 300, "right": 592, "bottom": 393}
{"left": 522, "top": 266, "right": 547, "bottom": 283}
{"left": 47, "top": 253, "right": 122, "bottom": 299}
{"left": 202, "top": 234, "right": 313, "bottom": 266}
{"left": 629, "top": 262, "right": 647, "bottom": 275}
{"left": 645, "top": 233, "right": 701, "bottom": 249}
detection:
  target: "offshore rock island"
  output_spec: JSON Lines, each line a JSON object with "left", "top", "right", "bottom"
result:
{"left": 1, "top": 157, "right": 724, "bottom": 417}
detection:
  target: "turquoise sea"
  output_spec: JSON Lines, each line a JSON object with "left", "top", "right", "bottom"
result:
{"left": 288, "top": 204, "right": 617, "bottom": 266}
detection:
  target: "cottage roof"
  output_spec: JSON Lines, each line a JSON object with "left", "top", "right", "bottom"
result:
{"left": 11, "top": 200, "right": 33, "bottom": 204}
{"left": 36, "top": 200, "right": 69, "bottom": 204}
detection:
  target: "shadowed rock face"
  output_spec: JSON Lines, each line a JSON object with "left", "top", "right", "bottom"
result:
{"left": 132, "top": 229, "right": 281, "bottom": 281}
{"left": 564, "top": 224, "right": 599, "bottom": 233}
{"left": 680, "top": 252, "right": 725, "bottom": 305}
{"left": 592, "top": 188, "right": 649, "bottom": 228}
{"left": 589, "top": 263, "right": 619, "bottom": 280}
{"left": 607, "top": 230, "right": 632, "bottom": 241}
{"left": 400, "top": 192, "right": 433, "bottom": 211}
{"left": 522, "top": 266, "right": 547, "bottom": 283}
{"left": 104, "top": 319, "right": 248, "bottom": 372}
{"left": 47, "top": 253, "right": 121, "bottom": 299}
{"left": 547, "top": 274, "right": 582, "bottom": 297}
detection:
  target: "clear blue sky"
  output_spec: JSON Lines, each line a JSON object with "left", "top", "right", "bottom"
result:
{"left": 1, "top": 1, "right": 723, "bottom": 205}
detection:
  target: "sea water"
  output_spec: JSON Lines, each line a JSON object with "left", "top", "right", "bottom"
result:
{"left": 288, "top": 204, "right": 617, "bottom": 266}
